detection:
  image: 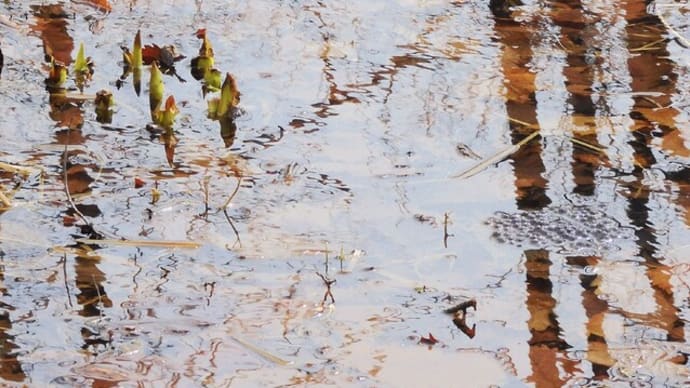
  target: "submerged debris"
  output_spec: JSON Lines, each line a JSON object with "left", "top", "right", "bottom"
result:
{"left": 486, "top": 200, "right": 636, "bottom": 255}
{"left": 444, "top": 299, "right": 477, "bottom": 339}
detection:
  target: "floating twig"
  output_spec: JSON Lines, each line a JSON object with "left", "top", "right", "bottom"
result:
{"left": 0, "top": 161, "right": 35, "bottom": 176}
{"left": 657, "top": 11, "right": 690, "bottom": 48}
{"left": 569, "top": 137, "right": 607, "bottom": 154}
{"left": 60, "top": 254, "right": 73, "bottom": 308}
{"left": 451, "top": 130, "right": 540, "bottom": 179}
{"left": 200, "top": 175, "right": 211, "bottom": 217}
{"left": 76, "top": 238, "right": 201, "bottom": 249}
{"left": 219, "top": 175, "right": 242, "bottom": 248}
{"left": 62, "top": 137, "right": 99, "bottom": 237}
{"left": 230, "top": 336, "right": 291, "bottom": 366}
{"left": 444, "top": 299, "right": 477, "bottom": 315}
{"left": 93, "top": 274, "right": 104, "bottom": 318}
{"left": 445, "top": 299, "right": 477, "bottom": 339}
{"left": 443, "top": 212, "right": 453, "bottom": 248}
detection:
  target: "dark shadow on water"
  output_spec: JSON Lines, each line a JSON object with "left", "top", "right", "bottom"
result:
{"left": 0, "top": 267, "right": 26, "bottom": 382}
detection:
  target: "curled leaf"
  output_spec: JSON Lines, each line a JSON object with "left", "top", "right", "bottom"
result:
{"left": 121, "top": 46, "right": 132, "bottom": 68}
{"left": 219, "top": 73, "right": 240, "bottom": 117}
{"left": 143, "top": 44, "right": 185, "bottom": 67}
{"left": 154, "top": 95, "right": 178, "bottom": 129}
{"left": 149, "top": 61, "right": 164, "bottom": 114}
{"left": 203, "top": 68, "right": 222, "bottom": 93}
{"left": 94, "top": 89, "right": 114, "bottom": 123}
{"left": 190, "top": 55, "right": 214, "bottom": 81}
{"left": 132, "top": 30, "right": 143, "bottom": 69}
{"left": 46, "top": 57, "right": 67, "bottom": 88}
{"left": 162, "top": 132, "right": 178, "bottom": 167}
{"left": 195, "top": 28, "right": 214, "bottom": 58}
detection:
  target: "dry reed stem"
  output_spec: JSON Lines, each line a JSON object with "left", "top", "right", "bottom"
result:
{"left": 76, "top": 238, "right": 201, "bottom": 249}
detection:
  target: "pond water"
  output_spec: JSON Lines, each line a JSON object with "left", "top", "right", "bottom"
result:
{"left": 1, "top": 0, "right": 690, "bottom": 386}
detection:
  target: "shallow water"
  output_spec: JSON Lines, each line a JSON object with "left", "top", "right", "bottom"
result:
{"left": 1, "top": 0, "right": 690, "bottom": 386}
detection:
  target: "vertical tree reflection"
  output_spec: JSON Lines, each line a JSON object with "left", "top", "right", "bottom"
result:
{"left": 0, "top": 270, "right": 25, "bottom": 382}
{"left": 31, "top": 3, "right": 114, "bottom": 353}
{"left": 551, "top": 0, "right": 612, "bottom": 378}
{"left": 490, "top": 0, "right": 551, "bottom": 210}
{"left": 489, "top": 0, "right": 690, "bottom": 382}
{"left": 566, "top": 255, "right": 614, "bottom": 380}
{"left": 623, "top": 0, "right": 685, "bottom": 343}
{"left": 524, "top": 250, "right": 575, "bottom": 387}
{"left": 491, "top": 2, "right": 565, "bottom": 385}
{"left": 550, "top": 0, "right": 606, "bottom": 196}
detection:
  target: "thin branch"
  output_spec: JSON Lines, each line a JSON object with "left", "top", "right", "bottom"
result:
{"left": 316, "top": 272, "right": 336, "bottom": 305}
{"left": 61, "top": 254, "right": 73, "bottom": 308}
{"left": 451, "top": 130, "right": 540, "bottom": 179}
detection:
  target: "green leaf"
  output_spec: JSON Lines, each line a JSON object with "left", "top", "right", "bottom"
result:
{"left": 155, "top": 96, "right": 178, "bottom": 129}
{"left": 203, "top": 68, "right": 222, "bottom": 92}
{"left": 207, "top": 98, "right": 219, "bottom": 119}
{"left": 149, "top": 61, "right": 164, "bottom": 114}
{"left": 74, "top": 42, "right": 88, "bottom": 73}
{"left": 133, "top": 30, "right": 143, "bottom": 69}
{"left": 217, "top": 73, "right": 239, "bottom": 118}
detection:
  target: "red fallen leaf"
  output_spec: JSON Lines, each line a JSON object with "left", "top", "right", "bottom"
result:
{"left": 142, "top": 45, "right": 186, "bottom": 69}
{"left": 63, "top": 215, "right": 78, "bottom": 226}
{"left": 419, "top": 333, "right": 439, "bottom": 345}
{"left": 142, "top": 45, "right": 162, "bottom": 65}
{"left": 134, "top": 177, "right": 146, "bottom": 188}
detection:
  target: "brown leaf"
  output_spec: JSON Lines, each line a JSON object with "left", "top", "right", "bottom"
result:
{"left": 134, "top": 177, "right": 145, "bottom": 188}
{"left": 419, "top": 333, "right": 439, "bottom": 345}
{"left": 142, "top": 44, "right": 185, "bottom": 68}
{"left": 142, "top": 45, "right": 162, "bottom": 65}
{"left": 63, "top": 215, "right": 78, "bottom": 226}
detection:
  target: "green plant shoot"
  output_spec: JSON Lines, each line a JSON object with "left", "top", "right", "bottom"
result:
{"left": 149, "top": 61, "right": 164, "bottom": 114}
{"left": 74, "top": 43, "right": 88, "bottom": 74}
{"left": 133, "top": 30, "right": 143, "bottom": 69}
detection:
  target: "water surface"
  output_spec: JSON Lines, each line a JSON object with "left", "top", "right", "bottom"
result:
{"left": 1, "top": 0, "right": 690, "bottom": 386}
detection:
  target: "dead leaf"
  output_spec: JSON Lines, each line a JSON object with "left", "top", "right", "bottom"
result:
{"left": 134, "top": 177, "right": 145, "bottom": 188}
{"left": 142, "top": 45, "right": 184, "bottom": 67}
{"left": 419, "top": 333, "right": 439, "bottom": 345}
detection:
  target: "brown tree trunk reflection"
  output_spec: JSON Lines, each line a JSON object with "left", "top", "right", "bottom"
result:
{"left": 566, "top": 256, "right": 614, "bottom": 380}
{"left": 523, "top": 250, "right": 574, "bottom": 387}
{"left": 30, "top": 4, "right": 74, "bottom": 65}
{"left": 623, "top": 0, "right": 685, "bottom": 343}
{"left": 490, "top": 0, "right": 551, "bottom": 210}
{"left": 550, "top": 0, "right": 606, "bottom": 196}
{"left": 0, "top": 271, "right": 25, "bottom": 382}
